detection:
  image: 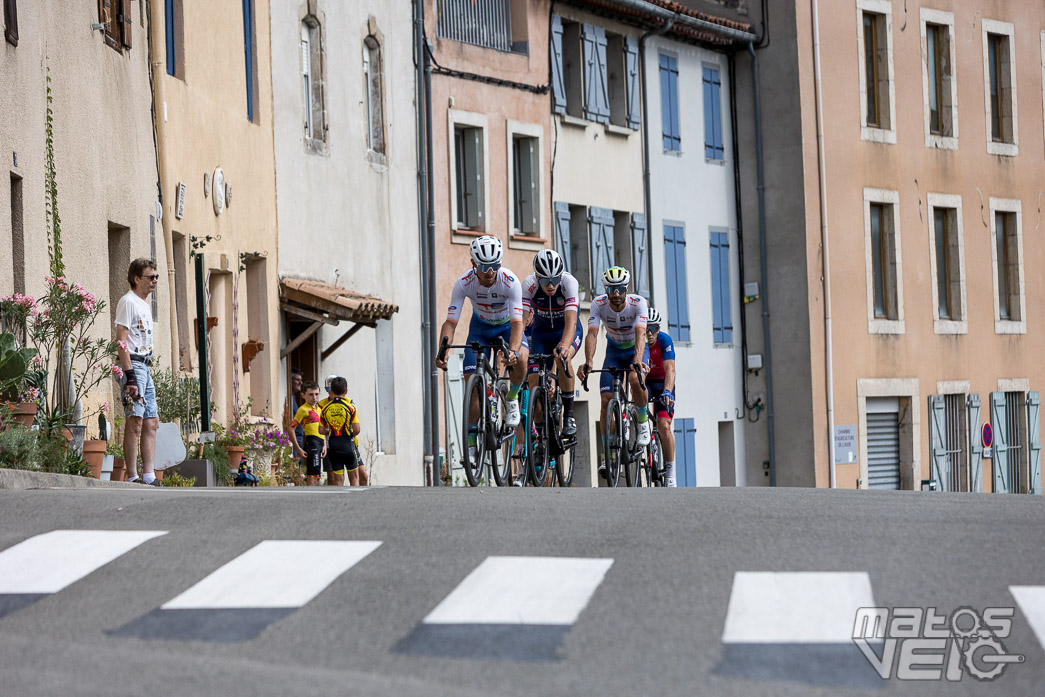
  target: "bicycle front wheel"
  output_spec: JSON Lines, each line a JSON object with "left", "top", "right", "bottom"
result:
{"left": 526, "top": 386, "right": 550, "bottom": 487}
{"left": 461, "top": 374, "right": 487, "bottom": 487}
{"left": 650, "top": 437, "right": 665, "bottom": 486}
{"left": 603, "top": 400, "right": 623, "bottom": 488}
{"left": 623, "top": 405, "right": 640, "bottom": 487}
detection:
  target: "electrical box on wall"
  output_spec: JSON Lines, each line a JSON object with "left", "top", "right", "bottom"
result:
{"left": 743, "top": 282, "right": 760, "bottom": 303}
{"left": 747, "top": 354, "right": 763, "bottom": 372}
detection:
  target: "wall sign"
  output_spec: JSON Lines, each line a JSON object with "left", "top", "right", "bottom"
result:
{"left": 834, "top": 425, "right": 857, "bottom": 465}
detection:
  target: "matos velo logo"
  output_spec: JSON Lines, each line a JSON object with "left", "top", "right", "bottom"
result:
{"left": 852, "top": 606, "right": 1025, "bottom": 681}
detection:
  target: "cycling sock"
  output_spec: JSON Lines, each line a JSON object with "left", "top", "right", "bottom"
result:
{"left": 562, "top": 395, "right": 574, "bottom": 418}
{"left": 636, "top": 405, "right": 649, "bottom": 422}
{"left": 507, "top": 382, "right": 521, "bottom": 400}
{"left": 665, "top": 461, "right": 677, "bottom": 487}
{"left": 468, "top": 432, "right": 477, "bottom": 446}
{"left": 143, "top": 472, "right": 157, "bottom": 484}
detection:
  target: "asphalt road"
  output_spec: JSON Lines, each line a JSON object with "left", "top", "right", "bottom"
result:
{"left": 0, "top": 486, "right": 1043, "bottom": 696}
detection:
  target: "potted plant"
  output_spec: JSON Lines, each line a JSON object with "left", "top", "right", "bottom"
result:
{"left": 0, "top": 325, "right": 42, "bottom": 427}
{"left": 106, "top": 413, "right": 126, "bottom": 481}
{"left": 245, "top": 423, "right": 291, "bottom": 477}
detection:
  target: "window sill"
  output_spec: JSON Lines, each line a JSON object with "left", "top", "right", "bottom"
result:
{"left": 560, "top": 114, "right": 590, "bottom": 129}
{"left": 995, "top": 319, "right": 1026, "bottom": 335}
{"left": 925, "top": 134, "right": 958, "bottom": 150}
{"left": 605, "top": 124, "right": 635, "bottom": 138}
{"left": 987, "top": 141, "right": 1019, "bottom": 157}
{"left": 933, "top": 319, "right": 967, "bottom": 335}
{"left": 868, "top": 318, "right": 905, "bottom": 334}
{"left": 662, "top": 148, "right": 683, "bottom": 158}
{"left": 451, "top": 228, "right": 486, "bottom": 245}
{"left": 705, "top": 156, "right": 726, "bottom": 166}
{"left": 861, "top": 126, "right": 897, "bottom": 144}
{"left": 305, "top": 137, "right": 329, "bottom": 157}
{"left": 508, "top": 234, "right": 546, "bottom": 252}
{"left": 366, "top": 150, "right": 388, "bottom": 171}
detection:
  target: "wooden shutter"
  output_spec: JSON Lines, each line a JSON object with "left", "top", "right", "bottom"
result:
{"left": 120, "top": 0, "right": 132, "bottom": 49}
{"left": 991, "top": 392, "right": 1011, "bottom": 493}
{"left": 592, "top": 26, "right": 610, "bottom": 123}
{"left": 625, "top": 35, "right": 640, "bottom": 129}
{"left": 1029, "top": 391, "right": 1041, "bottom": 495}
{"left": 673, "top": 227, "right": 690, "bottom": 341}
{"left": 550, "top": 15, "right": 566, "bottom": 115}
{"left": 928, "top": 395, "right": 949, "bottom": 489}
{"left": 463, "top": 129, "right": 483, "bottom": 228}
{"left": 4, "top": 0, "right": 18, "bottom": 47}
{"left": 589, "top": 207, "right": 615, "bottom": 295}
{"left": 968, "top": 394, "right": 983, "bottom": 492}
{"left": 631, "top": 213, "right": 648, "bottom": 298}
{"left": 710, "top": 232, "right": 732, "bottom": 344}
{"left": 582, "top": 24, "right": 598, "bottom": 121}
{"left": 554, "top": 202, "right": 572, "bottom": 273}
{"left": 659, "top": 54, "right": 680, "bottom": 150}
{"left": 673, "top": 418, "right": 697, "bottom": 486}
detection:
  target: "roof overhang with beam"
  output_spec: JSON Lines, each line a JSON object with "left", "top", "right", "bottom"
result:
{"left": 279, "top": 278, "right": 399, "bottom": 361}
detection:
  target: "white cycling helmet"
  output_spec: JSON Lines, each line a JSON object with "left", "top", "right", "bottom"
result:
{"left": 602, "top": 266, "right": 630, "bottom": 286}
{"left": 533, "top": 249, "right": 565, "bottom": 278}
{"left": 647, "top": 308, "right": 663, "bottom": 326}
{"left": 470, "top": 235, "right": 503, "bottom": 265}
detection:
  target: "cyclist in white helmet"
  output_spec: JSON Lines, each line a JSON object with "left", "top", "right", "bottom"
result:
{"left": 578, "top": 266, "right": 652, "bottom": 477}
{"left": 644, "top": 308, "right": 677, "bottom": 486}
{"left": 522, "top": 248, "right": 580, "bottom": 437}
{"left": 436, "top": 235, "right": 528, "bottom": 430}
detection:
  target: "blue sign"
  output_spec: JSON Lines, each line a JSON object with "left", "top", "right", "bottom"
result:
{"left": 982, "top": 423, "right": 994, "bottom": 449}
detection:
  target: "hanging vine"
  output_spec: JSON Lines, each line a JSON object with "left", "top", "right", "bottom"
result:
{"left": 44, "top": 64, "right": 65, "bottom": 278}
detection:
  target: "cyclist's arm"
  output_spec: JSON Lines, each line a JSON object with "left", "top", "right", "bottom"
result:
{"left": 507, "top": 276, "right": 524, "bottom": 356}
{"left": 663, "top": 358, "right": 676, "bottom": 393}
{"left": 632, "top": 296, "right": 649, "bottom": 367}
{"left": 582, "top": 326, "right": 598, "bottom": 367}
{"left": 559, "top": 275, "right": 580, "bottom": 349}
{"left": 508, "top": 319, "right": 524, "bottom": 355}
{"left": 560, "top": 309, "right": 578, "bottom": 350}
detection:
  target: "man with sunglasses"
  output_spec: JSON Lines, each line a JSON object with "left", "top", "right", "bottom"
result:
{"left": 436, "top": 236, "right": 528, "bottom": 430}
{"left": 578, "top": 266, "right": 652, "bottom": 477}
{"left": 644, "top": 308, "right": 677, "bottom": 486}
{"left": 522, "top": 249, "right": 580, "bottom": 438}
{"left": 114, "top": 258, "right": 160, "bottom": 485}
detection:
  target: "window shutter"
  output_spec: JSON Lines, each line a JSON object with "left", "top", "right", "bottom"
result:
{"left": 4, "top": 0, "right": 18, "bottom": 46}
{"left": 464, "top": 129, "right": 483, "bottom": 228}
{"left": 718, "top": 232, "right": 732, "bottom": 342}
{"left": 625, "top": 35, "right": 640, "bottom": 129}
{"left": 660, "top": 55, "right": 680, "bottom": 150}
{"left": 554, "top": 202, "right": 572, "bottom": 272}
{"left": 1029, "top": 391, "right": 1041, "bottom": 495}
{"left": 631, "top": 213, "right": 648, "bottom": 298}
{"left": 928, "top": 395, "right": 948, "bottom": 488}
{"left": 593, "top": 26, "right": 610, "bottom": 123}
{"left": 991, "top": 391, "right": 1010, "bottom": 493}
{"left": 673, "top": 418, "right": 697, "bottom": 486}
{"left": 550, "top": 15, "right": 567, "bottom": 115}
{"left": 120, "top": 0, "right": 132, "bottom": 49}
{"left": 674, "top": 227, "right": 690, "bottom": 342}
{"left": 664, "top": 226, "right": 680, "bottom": 337}
{"left": 968, "top": 394, "right": 983, "bottom": 492}
{"left": 582, "top": 24, "right": 598, "bottom": 121}
{"left": 711, "top": 69, "right": 723, "bottom": 158}
{"left": 166, "top": 0, "right": 178, "bottom": 75}
{"left": 710, "top": 234, "right": 724, "bottom": 343}
{"left": 589, "top": 206, "right": 615, "bottom": 295}
{"left": 519, "top": 138, "right": 537, "bottom": 233}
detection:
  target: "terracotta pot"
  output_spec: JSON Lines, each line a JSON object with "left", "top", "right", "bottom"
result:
{"left": 63, "top": 425, "right": 87, "bottom": 455}
{"left": 83, "top": 440, "right": 107, "bottom": 479}
{"left": 225, "top": 445, "right": 245, "bottom": 468}
{"left": 112, "top": 457, "right": 126, "bottom": 482}
{"left": 4, "top": 402, "right": 37, "bottom": 428}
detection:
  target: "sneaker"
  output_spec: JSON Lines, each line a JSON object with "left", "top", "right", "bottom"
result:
{"left": 467, "top": 446, "right": 478, "bottom": 466}
{"left": 505, "top": 398, "right": 521, "bottom": 427}
{"left": 512, "top": 478, "right": 525, "bottom": 488}
{"left": 148, "top": 477, "right": 163, "bottom": 487}
{"left": 598, "top": 464, "right": 608, "bottom": 480}
{"left": 666, "top": 477, "right": 677, "bottom": 488}
{"left": 636, "top": 419, "right": 652, "bottom": 447}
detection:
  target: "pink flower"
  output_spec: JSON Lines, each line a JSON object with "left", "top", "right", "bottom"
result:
{"left": 111, "top": 364, "right": 124, "bottom": 378}
{"left": 101, "top": 402, "right": 109, "bottom": 413}
{"left": 117, "top": 340, "right": 128, "bottom": 352}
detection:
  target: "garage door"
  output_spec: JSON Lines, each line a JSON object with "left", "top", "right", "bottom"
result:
{"left": 867, "top": 403, "right": 901, "bottom": 490}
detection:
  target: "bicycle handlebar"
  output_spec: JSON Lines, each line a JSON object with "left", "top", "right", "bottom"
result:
{"left": 528, "top": 352, "right": 573, "bottom": 380}
{"left": 437, "top": 337, "right": 513, "bottom": 373}
{"left": 580, "top": 363, "right": 647, "bottom": 393}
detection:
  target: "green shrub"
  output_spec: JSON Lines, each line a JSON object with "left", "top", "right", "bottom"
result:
{"left": 161, "top": 470, "right": 196, "bottom": 487}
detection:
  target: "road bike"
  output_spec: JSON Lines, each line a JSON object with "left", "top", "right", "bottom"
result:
{"left": 520, "top": 352, "right": 577, "bottom": 487}
{"left": 634, "top": 396, "right": 668, "bottom": 487}
{"left": 582, "top": 364, "right": 647, "bottom": 488}
{"left": 438, "top": 337, "right": 514, "bottom": 487}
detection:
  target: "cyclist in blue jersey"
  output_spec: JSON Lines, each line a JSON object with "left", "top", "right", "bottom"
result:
{"left": 644, "top": 308, "right": 677, "bottom": 486}
{"left": 577, "top": 266, "right": 652, "bottom": 479}
{"left": 522, "top": 249, "right": 581, "bottom": 438}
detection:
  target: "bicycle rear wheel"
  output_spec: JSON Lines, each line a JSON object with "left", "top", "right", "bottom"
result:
{"left": 553, "top": 395, "right": 575, "bottom": 487}
{"left": 650, "top": 437, "right": 665, "bottom": 486}
{"left": 461, "top": 374, "right": 487, "bottom": 487}
{"left": 526, "top": 386, "right": 549, "bottom": 487}
{"left": 603, "top": 400, "right": 623, "bottom": 488}
{"left": 634, "top": 447, "right": 651, "bottom": 487}
{"left": 623, "top": 405, "right": 640, "bottom": 487}
{"left": 491, "top": 379, "right": 514, "bottom": 486}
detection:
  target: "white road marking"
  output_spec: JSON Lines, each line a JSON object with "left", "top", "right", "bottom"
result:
{"left": 0, "top": 530, "right": 167, "bottom": 594}
{"left": 1010, "top": 586, "right": 1045, "bottom": 649}
{"left": 424, "top": 556, "right": 614, "bottom": 626}
{"left": 722, "top": 572, "right": 876, "bottom": 644}
{"left": 161, "top": 540, "right": 381, "bottom": 609}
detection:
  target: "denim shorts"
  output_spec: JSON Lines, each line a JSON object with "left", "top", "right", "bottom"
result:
{"left": 124, "top": 363, "right": 158, "bottom": 420}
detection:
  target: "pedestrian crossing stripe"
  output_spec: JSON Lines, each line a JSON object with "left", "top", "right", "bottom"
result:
{"left": 1011, "top": 586, "right": 1045, "bottom": 650}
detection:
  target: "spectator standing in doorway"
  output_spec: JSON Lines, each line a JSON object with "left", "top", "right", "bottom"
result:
{"left": 115, "top": 258, "right": 160, "bottom": 485}
{"left": 283, "top": 367, "right": 306, "bottom": 478}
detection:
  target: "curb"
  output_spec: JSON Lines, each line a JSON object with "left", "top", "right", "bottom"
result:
{"left": 0, "top": 469, "right": 147, "bottom": 490}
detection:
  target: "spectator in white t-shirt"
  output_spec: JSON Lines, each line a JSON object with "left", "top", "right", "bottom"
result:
{"left": 114, "top": 258, "right": 160, "bottom": 485}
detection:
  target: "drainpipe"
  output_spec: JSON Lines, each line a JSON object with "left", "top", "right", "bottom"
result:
{"left": 424, "top": 42, "right": 440, "bottom": 486}
{"left": 639, "top": 19, "right": 674, "bottom": 307}
{"left": 810, "top": 0, "right": 836, "bottom": 487}
{"left": 747, "top": 42, "right": 775, "bottom": 487}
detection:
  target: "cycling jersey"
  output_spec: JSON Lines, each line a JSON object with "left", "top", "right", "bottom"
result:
{"left": 447, "top": 268, "right": 523, "bottom": 326}
{"left": 522, "top": 272, "right": 580, "bottom": 332}
{"left": 588, "top": 294, "right": 648, "bottom": 349}
{"left": 645, "top": 331, "right": 676, "bottom": 381}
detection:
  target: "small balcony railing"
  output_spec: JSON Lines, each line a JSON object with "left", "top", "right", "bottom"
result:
{"left": 437, "top": 0, "right": 513, "bottom": 53}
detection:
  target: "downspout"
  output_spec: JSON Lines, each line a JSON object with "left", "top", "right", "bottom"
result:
{"left": 639, "top": 19, "right": 674, "bottom": 307}
{"left": 747, "top": 41, "right": 775, "bottom": 486}
{"left": 810, "top": 0, "right": 836, "bottom": 487}
{"left": 424, "top": 41, "right": 440, "bottom": 486}
{"left": 147, "top": 0, "right": 180, "bottom": 373}
{"left": 728, "top": 51, "right": 751, "bottom": 421}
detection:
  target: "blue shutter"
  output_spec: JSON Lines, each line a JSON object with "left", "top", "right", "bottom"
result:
{"left": 674, "top": 227, "right": 690, "bottom": 342}
{"left": 551, "top": 15, "right": 566, "bottom": 115}
{"left": 968, "top": 394, "right": 983, "bottom": 492}
{"left": 928, "top": 395, "right": 948, "bottom": 489}
{"left": 631, "top": 213, "right": 649, "bottom": 298}
{"left": 554, "top": 202, "right": 572, "bottom": 273}
{"left": 625, "top": 35, "right": 641, "bottom": 129}
{"left": 664, "top": 226, "right": 680, "bottom": 336}
{"left": 582, "top": 24, "right": 599, "bottom": 121}
{"left": 674, "top": 418, "right": 697, "bottom": 486}
{"left": 703, "top": 67, "right": 724, "bottom": 160}
{"left": 991, "top": 392, "right": 1011, "bottom": 493}
{"left": 659, "top": 55, "right": 680, "bottom": 151}
{"left": 590, "top": 207, "right": 615, "bottom": 295}
{"left": 703, "top": 68, "right": 714, "bottom": 158}
{"left": 1029, "top": 391, "right": 1041, "bottom": 495}
{"left": 712, "top": 69, "right": 723, "bottom": 158}
{"left": 593, "top": 26, "right": 610, "bottom": 123}
{"left": 242, "top": 0, "right": 254, "bottom": 121}
{"left": 711, "top": 231, "right": 732, "bottom": 343}
{"left": 165, "top": 0, "right": 176, "bottom": 76}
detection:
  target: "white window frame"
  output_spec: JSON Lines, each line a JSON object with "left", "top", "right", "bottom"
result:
{"left": 981, "top": 19, "right": 1018, "bottom": 157}
{"left": 989, "top": 197, "right": 1025, "bottom": 334}
{"left": 926, "top": 193, "right": 966, "bottom": 335}
{"left": 856, "top": 0, "right": 896, "bottom": 144}
{"left": 863, "top": 187, "right": 904, "bottom": 334}
{"left": 857, "top": 378, "right": 921, "bottom": 491}
{"left": 505, "top": 119, "right": 545, "bottom": 251}
{"left": 448, "top": 109, "right": 490, "bottom": 240}
{"left": 920, "top": 9, "right": 958, "bottom": 150}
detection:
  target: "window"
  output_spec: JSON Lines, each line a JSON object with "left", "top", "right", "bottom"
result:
{"left": 920, "top": 10, "right": 957, "bottom": 148}
{"left": 857, "top": 1, "right": 894, "bottom": 143}
{"left": 552, "top": 18, "right": 636, "bottom": 128}
{"left": 300, "top": 18, "right": 327, "bottom": 147}
{"left": 510, "top": 134, "right": 539, "bottom": 236}
{"left": 4, "top": 0, "right": 17, "bottom": 47}
{"left": 9, "top": 174, "right": 24, "bottom": 296}
{"left": 664, "top": 224, "right": 690, "bottom": 342}
{"left": 566, "top": 203, "right": 591, "bottom": 298}
{"left": 363, "top": 35, "right": 384, "bottom": 154}
{"left": 242, "top": 0, "right": 258, "bottom": 122}
{"left": 98, "top": 0, "right": 132, "bottom": 52}
{"left": 990, "top": 389, "right": 1038, "bottom": 494}
{"left": 605, "top": 33, "right": 640, "bottom": 129}
{"left": 929, "top": 392, "right": 970, "bottom": 492}
{"left": 927, "top": 193, "right": 966, "bottom": 334}
{"left": 863, "top": 188, "right": 904, "bottom": 333}
{"left": 589, "top": 207, "right": 615, "bottom": 295}
{"left": 710, "top": 230, "right": 732, "bottom": 344}
{"left": 703, "top": 67, "right": 724, "bottom": 160}
{"left": 172, "top": 233, "right": 190, "bottom": 369}
{"left": 165, "top": 0, "right": 184, "bottom": 78}
{"left": 449, "top": 111, "right": 488, "bottom": 232}
{"left": 982, "top": 20, "right": 1017, "bottom": 155}
{"left": 990, "top": 199, "right": 1024, "bottom": 332}
{"left": 660, "top": 54, "right": 680, "bottom": 151}
{"left": 436, "top": 0, "right": 527, "bottom": 53}
{"left": 244, "top": 258, "right": 270, "bottom": 416}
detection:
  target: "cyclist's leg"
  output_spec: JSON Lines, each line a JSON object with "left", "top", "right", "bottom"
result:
{"left": 648, "top": 380, "right": 677, "bottom": 486}
{"left": 558, "top": 323, "right": 582, "bottom": 417}
{"left": 598, "top": 345, "right": 628, "bottom": 469}
{"left": 463, "top": 318, "right": 491, "bottom": 449}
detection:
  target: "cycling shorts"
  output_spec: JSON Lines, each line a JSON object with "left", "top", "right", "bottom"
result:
{"left": 644, "top": 380, "right": 676, "bottom": 420}
{"left": 527, "top": 322, "right": 582, "bottom": 375}
{"left": 324, "top": 439, "right": 358, "bottom": 473}
{"left": 463, "top": 317, "right": 528, "bottom": 375}
{"left": 600, "top": 342, "right": 651, "bottom": 393}
{"left": 303, "top": 435, "right": 324, "bottom": 477}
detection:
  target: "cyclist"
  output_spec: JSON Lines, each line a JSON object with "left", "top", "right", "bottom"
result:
{"left": 436, "top": 236, "right": 528, "bottom": 434}
{"left": 577, "top": 266, "right": 651, "bottom": 479}
{"left": 644, "top": 308, "right": 677, "bottom": 487}
{"left": 522, "top": 249, "right": 580, "bottom": 438}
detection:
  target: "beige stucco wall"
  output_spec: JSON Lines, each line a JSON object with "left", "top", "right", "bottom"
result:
{"left": 807, "top": 1, "right": 1045, "bottom": 489}
{"left": 0, "top": 1, "right": 171, "bottom": 430}
{"left": 150, "top": 0, "right": 280, "bottom": 427}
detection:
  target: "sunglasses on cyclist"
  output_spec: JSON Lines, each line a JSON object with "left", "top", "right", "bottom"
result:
{"left": 476, "top": 263, "right": 501, "bottom": 273}
{"left": 606, "top": 285, "right": 627, "bottom": 295}
{"left": 538, "top": 276, "right": 562, "bottom": 287}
